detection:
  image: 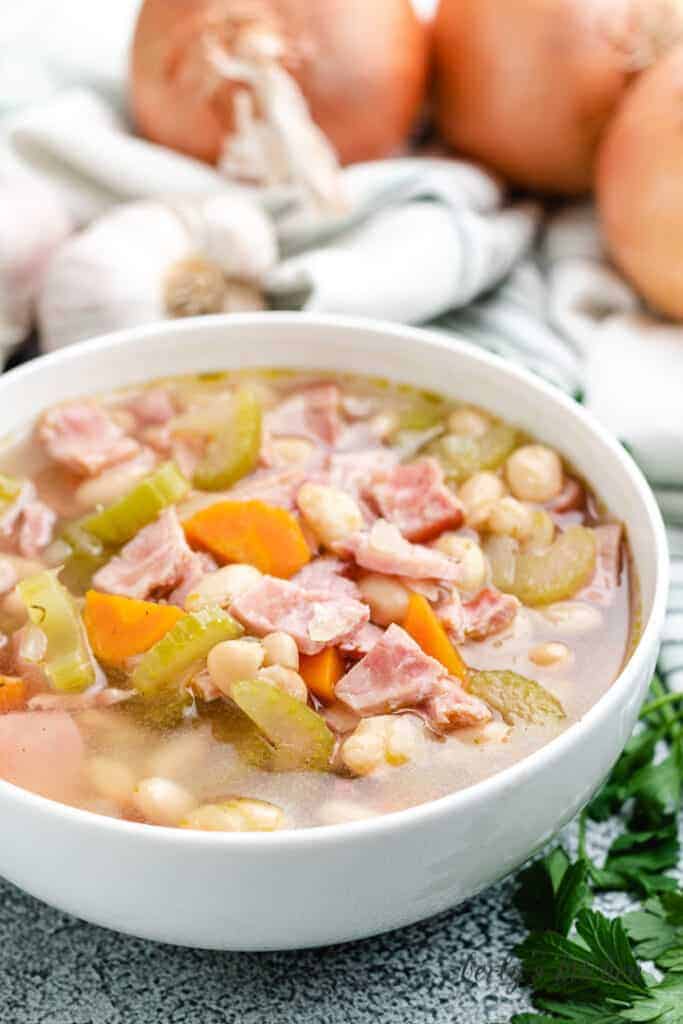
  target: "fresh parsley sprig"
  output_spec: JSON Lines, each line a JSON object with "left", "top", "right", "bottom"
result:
{"left": 510, "top": 676, "right": 683, "bottom": 1024}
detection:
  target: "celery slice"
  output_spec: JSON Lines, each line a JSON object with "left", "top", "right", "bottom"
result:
{"left": 468, "top": 670, "right": 565, "bottom": 725}
{"left": 202, "top": 700, "right": 276, "bottom": 770}
{"left": 193, "top": 388, "right": 262, "bottom": 491}
{"left": 432, "top": 423, "right": 519, "bottom": 483}
{"left": 131, "top": 606, "right": 242, "bottom": 698}
{"left": 82, "top": 461, "right": 190, "bottom": 546}
{"left": 59, "top": 521, "right": 109, "bottom": 595}
{"left": 18, "top": 571, "right": 95, "bottom": 693}
{"left": 231, "top": 678, "right": 334, "bottom": 772}
{"left": 509, "top": 525, "right": 596, "bottom": 606}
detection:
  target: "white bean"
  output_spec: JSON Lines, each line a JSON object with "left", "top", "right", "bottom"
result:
{"left": 87, "top": 756, "right": 137, "bottom": 804}
{"left": 486, "top": 497, "right": 534, "bottom": 541}
{"left": 207, "top": 639, "right": 265, "bottom": 696}
{"left": 529, "top": 642, "right": 572, "bottom": 668}
{"left": 133, "top": 777, "right": 197, "bottom": 826}
{"left": 505, "top": 444, "right": 563, "bottom": 503}
{"left": 538, "top": 601, "right": 603, "bottom": 635}
{"left": 257, "top": 665, "right": 308, "bottom": 703}
{"left": 447, "top": 407, "right": 490, "bottom": 438}
{"left": 184, "top": 563, "right": 262, "bottom": 612}
{"left": 341, "top": 715, "right": 424, "bottom": 776}
{"left": 183, "top": 798, "right": 285, "bottom": 832}
{"left": 145, "top": 729, "right": 210, "bottom": 781}
{"left": 433, "top": 534, "right": 488, "bottom": 593}
{"left": 358, "top": 574, "right": 410, "bottom": 627}
{"left": 262, "top": 631, "right": 299, "bottom": 670}
{"left": 459, "top": 471, "right": 506, "bottom": 528}
{"left": 297, "top": 482, "right": 363, "bottom": 548}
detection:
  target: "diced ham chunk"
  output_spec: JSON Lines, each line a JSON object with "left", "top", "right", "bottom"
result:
{"left": 348, "top": 520, "right": 463, "bottom": 582}
{"left": 292, "top": 557, "right": 360, "bottom": 599}
{"left": 93, "top": 508, "right": 203, "bottom": 601}
{"left": 229, "top": 467, "right": 308, "bottom": 510}
{"left": 577, "top": 524, "right": 623, "bottom": 607}
{"left": 326, "top": 449, "right": 398, "bottom": 501}
{"left": 436, "top": 593, "right": 466, "bottom": 644}
{"left": 0, "top": 711, "right": 84, "bottom": 801}
{"left": 336, "top": 625, "right": 445, "bottom": 715}
{"left": 0, "top": 482, "right": 55, "bottom": 559}
{"left": 423, "top": 678, "right": 492, "bottom": 730}
{"left": 38, "top": 401, "right": 140, "bottom": 477}
{"left": 126, "top": 388, "right": 176, "bottom": 427}
{"left": 335, "top": 623, "right": 490, "bottom": 730}
{"left": 462, "top": 588, "right": 520, "bottom": 641}
{"left": 265, "top": 385, "right": 342, "bottom": 446}
{"left": 546, "top": 477, "right": 584, "bottom": 515}
{"left": 368, "top": 459, "right": 463, "bottom": 542}
{"left": 339, "top": 621, "right": 384, "bottom": 659}
{"left": 229, "top": 576, "right": 369, "bottom": 655}
{"left": 168, "top": 551, "right": 218, "bottom": 608}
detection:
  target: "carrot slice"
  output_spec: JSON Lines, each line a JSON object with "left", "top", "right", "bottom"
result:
{"left": 0, "top": 676, "right": 27, "bottom": 714}
{"left": 84, "top": 591, "right": 185, "bottom": 665}
{"left": 402, "top": 591, "right": 467, "bottom": 681}
{"left": 299, "top": 647, "right": 345, "bottom": 705}
{"left": 183, "top": 500, "right": 311, "bottom": 578}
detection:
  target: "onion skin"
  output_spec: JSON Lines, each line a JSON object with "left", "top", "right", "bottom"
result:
{"left": 433, "top": 0, "right": 681, "bottom": 195}
{"left": 130, "top": 0, "right": 429, "bottom": 166}
{"left": 597, "top": 45, "right": 683, "bottom": 320}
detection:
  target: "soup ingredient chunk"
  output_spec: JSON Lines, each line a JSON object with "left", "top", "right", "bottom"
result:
{"left": 39, "top": 401, "right": 140, "bottom": 476}
{"left": 506, "top": 525, "right": 597, "bottom": 606}
{"left": 348, "top": 520, "right": 464, "bottom": 582}
{"left": 299, "top": 647, "right": 345, "bottom": 704}
{"left": 83, "top": 461, "right": 189, "bottom": 546}
{"left": 0, "top": 711, "right": 84, "bottom": 800}
{"left": 461, "top": 588, "right": 519, "bottom": 641}
{"left": 93, "top": 507, "right": 204, "bottom": 601}
{"left": 0, "top": 676, "right": 27, "bottom": 714}
{"left": 18, "top": 570, "right": 95, "bottom": 692}
{"left": 131, "top": 606, "right": 242, "bottom": 699}
{"left": 296, "top": 483, "right": 364, "bottom": 548}
{"left": 505, "top": 444, "right": 563, "bottom": 503}
{"left": 83, "top": 591, "right": 185, "bottom": 665}
{"left": 433, "top": 421, "right": 519, "bottom": 483}
{"left": 265, "top": 384, "right": 342, "bottom": 446}
{"left": 193, "top": 387, "right": 262, "bottom": 491}
{"left": 230, "top": 576, "right": 369, "bottom": 656}
{"left": 133, "top": 776, "right": 197, "bottom": 826}
{"left": 231, "top": 678, "right": 334, "bottom": 772}
{"left": 292, "top": 557, "right": 360, "bottom": 599}
{"left": 336, "top": 623, "right": 489, "bottom": 728}
{"left": 183, "top": 798, "right": 285, "bottom": 832}
{"left": 402, "top": 591, "right": 467, "bottom": 679}
{"left": 0, "top": 476, "right": 56, "bottom": 559}
{"left": 184, "top": 500, "right": 311, "bottom": 578}
{"left": 467, "top": 670, "right": 565, "bottom": 725}
{"left": 369, "top": 459, "right": 463, "bottom": 542}
{"left": 341, "top": 714, "right": 426, "bottom": 776}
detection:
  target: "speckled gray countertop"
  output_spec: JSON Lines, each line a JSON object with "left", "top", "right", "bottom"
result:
{"left": 0, "top": 872, "right": 533, "bottom": 1024}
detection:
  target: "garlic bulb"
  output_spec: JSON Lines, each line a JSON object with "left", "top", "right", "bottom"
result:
{"left": 0, "top": 180, "right": 71, "bottom": 352}
{"left": 38, "top": 192, "right": 277, "bottom": 353}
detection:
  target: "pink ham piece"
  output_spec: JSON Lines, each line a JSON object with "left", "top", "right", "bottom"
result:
{"left": 292, "top": 556, "right": 360, "bottom": 599}
{"left": 230, "top": 576, "right": 369, "bottom": 655}
{"left": 265, "top": 384, "right": 342, "bottom": 446}
{"left": 546, "top": 477, "right": 585, "bottom": 515}
{"left": 437, "top": 587, "right": 519, "bottom": 643}
{"left": 335, "top": 623, "right": 491, "bottom": 729}
{"left": 126, "top": 388, "right": 176, "bottom": 427}
{"left": 93, "top": 507, "right": 203, "bottom": 601}
{"left": 368, "top": 458, "right": 463, "bottom": 542}
{"left": 0, "top": 557, "right": 17, "bottom": 597}
{"left": 339, "top": 621, "right": 384, "bottom": 659}
{"left": 0, "top": 481, "right": 55, "bottom": 559}
{"left": 229, "top": 467, "right": 308, "bottom": 511}
{"left": 326, "top": 449, "right": 398, "bottom": 501}
{"left": 348, "top": 520, "right": 463, "bottom": 582}
{"left": 0, "top": 711, "right": 84, "bottom": 801}
{"left": 168, "top": 550, "right": 218, "bottom": 608}
{"left": 38, "top": 401, "right": 140, "bottom": 477}
{"left": 577, "top": 524, "right": 623, "bottom": 607}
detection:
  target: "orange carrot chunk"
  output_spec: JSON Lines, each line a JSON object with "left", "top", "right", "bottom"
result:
{"left": 84, "top": 590, "right": 185, "bottom": 665}
{"left": 183, "top": 500, "right": 311, "bottom": 578}
{"left": 402, "top": 591, "right": 468, "bottom": 681}
{"left": 0, "top": 676, "right": 27, "bottom": 714}
{"left": 299, "top": 647, "right": 345, "bottom": 705}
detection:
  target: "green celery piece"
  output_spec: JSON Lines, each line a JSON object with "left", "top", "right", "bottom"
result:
{"left": 193, "top": 388, "right": 262, "bottom": 491}
{"left": 432, "top": 422, "right": 519, "bottom": 483}
{"left": 82, "top": 461, "right": 189, "bottom": 546}
{"left": 510, "top": 526, "right": 597, "bottom": 606}
{"left": 468, "top": 670, "right": 565, "bottom": 725}
{"left": 18, "top": 571, "right": 95, "bottom": 693}
{"left": 396, "top": 395, "right": 449, "bottom": 432}
{"left": 231, "top": 678, "right": 334, "bottom": 772}
{"left": 59, "top": 521, "right": 109, "bottom": 595}
{"left": 131, "top": 606, "right": 242, "bottom": 698}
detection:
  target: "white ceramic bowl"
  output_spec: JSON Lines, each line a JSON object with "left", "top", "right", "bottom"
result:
{"left": 0, "top": 314, "right": 668, "bottom": 950}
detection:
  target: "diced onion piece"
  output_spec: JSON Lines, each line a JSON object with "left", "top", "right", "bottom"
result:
{"left": 18, "top": 570, "right": 96, "bottom": 692}
{"left": 231, "top": 677, "right": 334, "bottom": 772}
{"left": 82, "top": 461, "right": 189, "bottom": 546}
{"left": 193, "top": 388, "right": 262, "bottom": 491}
{"left": 467, "top": 669, "right": 565, "bottom": 725}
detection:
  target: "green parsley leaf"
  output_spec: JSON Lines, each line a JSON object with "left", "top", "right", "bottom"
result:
{"left": 622, "top": 973, "right": 683, "bottom": 1023}
{"left": 516, "top": 850, "right": 591, "bottom": 936}
{"left": 590, "top": 822, "right": 679, "bottom": 897}
{"left": 624, "top": 894, "right": 683, "bottom": 965}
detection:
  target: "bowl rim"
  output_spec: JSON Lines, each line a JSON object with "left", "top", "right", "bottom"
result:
{"left": 0, "top": 312, "right": 670, "bottom": 849}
